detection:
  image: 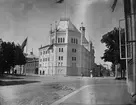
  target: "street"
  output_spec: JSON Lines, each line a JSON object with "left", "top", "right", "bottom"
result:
{"left": 0, "top": 76, "right": 133, "bottom": 105}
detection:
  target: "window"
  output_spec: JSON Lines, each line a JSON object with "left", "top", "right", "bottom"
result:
{"left": 58, "top": 38, "right": 60, "bottom": 43}
{"left": 40, "top": 59, "right": 42, "bottom": 62}
{"left": 59, "top": 56, "right": 61, "bottom": 60}
{"left": 59, "top": 56, "right": 63, "bottom": 60}
{"left": 43, "top": 51, "right": 45, "bottom": 54}
{"left": 39, "top": 64, "right": 42, "bottom": 67}
{"left": 72, "top": 48, "right": 76, "bottom": 53}
{"left": 61, "top": 62, "right": 63, "bottom": 66}
{"left": 72, "top": 57, "right": 76, "bottom": 61}
{"left": 48, "top": 58, "right": 50, "bottom": 61}
{"left": 71, "top": 38, "right": 73, "bottom": 43}
{"left": 76, "top": 39, "right": 78, "bottom": 44}
{"left": 52, "top": 39, "right": 54, "bottom": 44}
{"left": 61, "top": 38, "right": 62, "bottom": 43}
{"left": 63, "top": 38, "right": 65, "bottom": 43}
{"left": 61, "top": 56, "right": 63, "bottom": 60}
{"left": 73, "top": 38, "right": 75, "bottom": 43}
{"left": 58, "top": 62, "right": 60, "bottom": 66}
{"left": 59, "top": 48, "right": 63, "bottom": 52}
{"left": 72, "top": 63, "right": 76, "bottom": 67}
{"left": 40, "top": 52, "right": 42, "bottom": 55}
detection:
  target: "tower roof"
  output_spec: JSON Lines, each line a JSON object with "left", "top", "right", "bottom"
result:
{"left": 57, "top": 18, "right": 80, "bottom": 32}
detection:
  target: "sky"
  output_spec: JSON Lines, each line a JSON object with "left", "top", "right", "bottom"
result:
{"left": 0, "top": 0, "right": 124, "bottom": 66}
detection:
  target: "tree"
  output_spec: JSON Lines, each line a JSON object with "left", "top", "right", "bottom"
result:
{"left": 14, "top": 44, "right": 26, "bottom": 65}
{"left": 101, "top": 27, "right": 126, "bottom": 78}
{"left": 0, "top": 42, "right": 16, "bottom": 74}
{"left": 14, "top": 44, "right": 26, "bottom": 74}
{"left": 0, "top": 41, "right": 26, "bottom": 74}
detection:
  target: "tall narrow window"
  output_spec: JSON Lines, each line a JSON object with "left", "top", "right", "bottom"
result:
{"left": 61, "top": 38, "right": 62, "bottom": 43}
{"left": 76, "top": 39, "right": 78, "bottom": 44}
{"left": 71, "top": 38, "right": 73, "bottom": 43}
{"left": 58, "top": 62, "right": 60, "bottom": 66}
{"left": 43, "top": 51, "right": 45, "bottom": 54}
{"left": 74, "top": 38, "right": 76, "bottom": 43}
{"left": 58, "top": 38, "right": 60, "bottom": 43}
{"left": 59, "top": 56, "right": 61, "bottom": 60}
{"left": 40, "top": 59, "right": 42, "bottom": 62}
{"left": 63, "top": 38, "right": 65, "bottom": 43}
{"left": 61, "top": 56, "right": 63, "bottom": 60}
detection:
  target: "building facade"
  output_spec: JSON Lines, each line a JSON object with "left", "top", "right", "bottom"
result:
{"left": 23, "top": 52, "right": 39, "bottom": 75}
{"left": 39, "top": 18, "right": 95, "bottom": 76}
{"left": 14, "top": 52, "right": 39, "bottom": 75}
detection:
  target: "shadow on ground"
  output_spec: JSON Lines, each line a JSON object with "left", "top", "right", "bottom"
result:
{"left": 0, "top": 80, "right": 40, "bottom": 86}
{"left": 0, "top": 74, "right": 25, "bottom": 80}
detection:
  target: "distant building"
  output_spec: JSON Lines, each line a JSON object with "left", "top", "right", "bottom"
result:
{"left": 93, "top": 63, "right": 101, "bottom": 77}
{"left": 39, "top": 18, "right": 95, "bottom": 76}
{"left": 23, "top": 52, "right": 39, "bottom": 75}
{"left": 14, "top": 52, "right": 39, "bottom": 75}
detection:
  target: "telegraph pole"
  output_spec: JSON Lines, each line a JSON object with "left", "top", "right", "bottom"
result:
{"left": 123, "top": 0, "right": 136, "bottom": 102}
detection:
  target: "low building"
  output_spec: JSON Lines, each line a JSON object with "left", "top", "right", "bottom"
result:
{"left": 93, "top": 64, "right": 101, "bottom": 77}
{"left": 23, "top": 52, "right": 39, "bottom": 75}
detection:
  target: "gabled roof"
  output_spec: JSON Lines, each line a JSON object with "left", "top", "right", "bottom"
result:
{"left": 39, "top": 45, "right": 50, "bottom": 50}
{"left": 57, "top": 18, "right": 80, "bottom": 33}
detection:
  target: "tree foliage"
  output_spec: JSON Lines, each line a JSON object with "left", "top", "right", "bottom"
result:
{"left": 0, "top": 41, "right": 26, "bottom": 74}
{"left": 101, "top": 27, "right": 126, "bottom": 75}
{"left": 101, "top": 27, "right": 120, "bottom": 63}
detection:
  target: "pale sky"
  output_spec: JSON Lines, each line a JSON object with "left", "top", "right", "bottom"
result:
{"left": 0, "top": 0, "right": 124, "bottom": 66}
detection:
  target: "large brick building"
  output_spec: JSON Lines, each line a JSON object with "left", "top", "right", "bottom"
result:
{"left": 39, "top": 18, "right": 95, "bottom": 76}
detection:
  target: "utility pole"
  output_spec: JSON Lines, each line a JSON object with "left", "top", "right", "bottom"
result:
{"left": 123, "top": 0, "right": 136, "bottom": 102}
